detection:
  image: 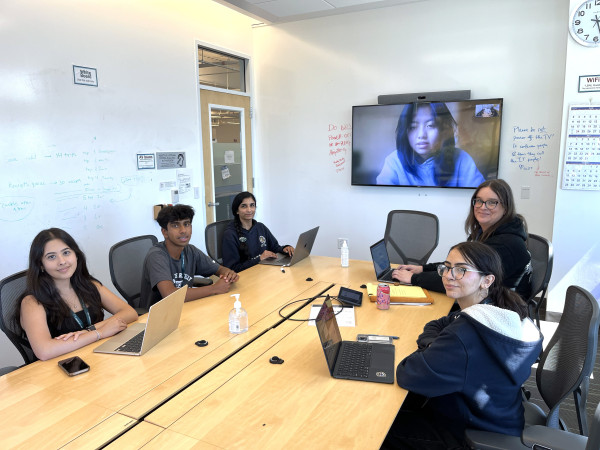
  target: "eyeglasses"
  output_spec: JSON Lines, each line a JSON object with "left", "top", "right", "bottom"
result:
{"left": 472, "top": 198, "right": 500, "bottom": 210}
{"left": 437, "top": 264, "right": 484, "bottom": 280}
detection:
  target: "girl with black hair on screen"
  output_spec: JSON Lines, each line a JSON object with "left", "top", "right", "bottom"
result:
{"left": 222, "top": 192, "right": 294, "bottom": 272}
{"left": 376, "top": 102, "right": 485, "bottom": 187}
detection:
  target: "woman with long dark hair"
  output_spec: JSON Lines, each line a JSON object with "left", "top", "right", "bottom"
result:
{"left": 382, "top": 242, "right": 542, "bottom": 449}
{"left": 222, "top": 192, "right": 294, "bottom": 272}
{"left": 376, "top": 102, "right": 485, "bottom": 186}
{"left": 393, "top": 178, "right": 532, "bottom": 300}
{"left": 14, "top": 228, "right": 137, "bottom": 361}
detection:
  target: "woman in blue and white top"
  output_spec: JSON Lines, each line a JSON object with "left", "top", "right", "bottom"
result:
{"left": 376, "top": 102, "right": 485, "bottom": 187}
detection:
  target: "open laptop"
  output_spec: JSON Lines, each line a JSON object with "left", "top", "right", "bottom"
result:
{"left": 94, "top": 285, "right": 187, "bottom": 356}
{"left": 369, "top": 239, "right": 404, "bottom": 284}
{"left": 259, "top": 226, "right": 319, "bottom": 267}
{"left": 314, "top": 296, "right": 394, "bottom": 384}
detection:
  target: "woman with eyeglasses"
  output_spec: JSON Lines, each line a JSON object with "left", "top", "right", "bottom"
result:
{"left": 382, "top": 241, "right": 542, "bottom": 450}
{"left": 392, "top": 178, "right": 532, "bottom": 299}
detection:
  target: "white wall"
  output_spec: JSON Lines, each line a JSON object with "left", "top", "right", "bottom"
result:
{"left": 0, "top": 0, "right": 255, "bottom": 367}
{"left": 549, "top": 0, "right": 600, "bottom": 311}
{"left": 252, "top": 0, "right": 566, "bottom": 266}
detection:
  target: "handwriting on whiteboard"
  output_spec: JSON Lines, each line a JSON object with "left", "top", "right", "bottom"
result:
{"left": 510, "top": 125, "right": 555, "bottom": 176}
{"left": 328, "top": 123, "right": 351, "bottom": 173}
{"left": 0, "top": 141, "right": 153, "bottom": 227}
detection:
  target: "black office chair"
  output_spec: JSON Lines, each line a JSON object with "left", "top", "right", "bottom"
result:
{"left": 0, "top": 270, "right": 36, "bottom": 365}
{"left": 521, "top": 401, "right": 600, "bottom": 450}
{"left": 109, "top": 235, "right": 158, "bottom": 315}
{"left": 465, "top": 285, "right": 600, "bottom": 448}
{"left": 205, "top": 219, "right": 231, "bottom": 265}
{"left": 384, "top": 210, "right": 439, "bottom": 265}
{"left": 0, "top": 366, "right": 18, "bottom": 376}
{"left": 526, "top": 233, "right": 554, "bottom": 327}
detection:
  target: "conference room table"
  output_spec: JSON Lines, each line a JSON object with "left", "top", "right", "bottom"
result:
{"left": 0, "top": 256, "right": 453, "bottom": 448}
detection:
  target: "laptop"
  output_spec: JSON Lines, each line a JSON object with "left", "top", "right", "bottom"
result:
{"left": 259, "top": 226, "right": 319, "bottom": 266}
{"left": 94, "top": 285, "right": 187, "bottom": 356}
{"left": 369, "top": 239, "right": 404, "bottom": 283}
{"left": 314, "top": 296, "right": 395, "bottom": 384}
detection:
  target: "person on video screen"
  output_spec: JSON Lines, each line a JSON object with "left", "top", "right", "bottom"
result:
{"left": 376, "top": 103, "right": 485, "bottom": 187}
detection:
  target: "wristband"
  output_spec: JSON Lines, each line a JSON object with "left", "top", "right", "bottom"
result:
{"left": 93, "top": 329, "right": 101, "bottom": 341}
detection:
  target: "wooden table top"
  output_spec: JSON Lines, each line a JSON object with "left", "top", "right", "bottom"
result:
{"left": 0, "top": 256, "right": 453, "bottom": 448}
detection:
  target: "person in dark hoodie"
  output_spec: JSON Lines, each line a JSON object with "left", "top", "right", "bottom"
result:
{"left": 222, "top": 192, "right": 294, "bottom": 272}
{"left": 382, "top": 241, "right": 542, "bottom": 449}
{"left": 392, "top": 178, "right": 532, "bottom": 299}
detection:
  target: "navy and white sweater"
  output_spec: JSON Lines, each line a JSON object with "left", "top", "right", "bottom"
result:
{"left": 397, "top": 303, "right": 542, "bottom": 438}
{"left": 222, "top": 220, "right": 288, "bottom": 272}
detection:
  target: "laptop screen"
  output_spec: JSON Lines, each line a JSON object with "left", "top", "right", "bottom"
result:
{"left": 370, "top": 240, "right": 391, "bottom": 277}
{"left": 315, "top": 297, "right": 342, "bottom": 374}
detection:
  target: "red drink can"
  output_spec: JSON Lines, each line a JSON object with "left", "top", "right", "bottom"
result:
{"left": 376, "top": 283, "right": 390, "bottom": 310}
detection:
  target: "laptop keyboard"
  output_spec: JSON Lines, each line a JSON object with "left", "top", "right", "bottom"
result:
{"left": 116, "top": 330, "right": 145, "bottom": 353}
{"left": 336, "top": 342, "right": 373, "bottom": 378}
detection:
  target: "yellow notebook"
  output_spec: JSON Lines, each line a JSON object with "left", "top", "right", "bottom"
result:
{"left": 366, "top": 283, "right": 434, "bottom": 304}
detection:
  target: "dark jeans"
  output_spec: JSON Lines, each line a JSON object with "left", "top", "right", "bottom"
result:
{"left": 380, "top": 393, "right": 469, "bottom": 450}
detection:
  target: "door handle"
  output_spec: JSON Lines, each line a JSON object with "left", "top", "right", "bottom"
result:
{"left": 208, "top": 202, "right": 220, "bottom": 207}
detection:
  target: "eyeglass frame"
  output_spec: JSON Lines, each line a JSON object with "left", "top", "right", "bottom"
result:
{"left": 437, "top": 264, "right": 485, "bottom": 280}
{"left": 472, "top": 198, "right": 501, "bottom": 210}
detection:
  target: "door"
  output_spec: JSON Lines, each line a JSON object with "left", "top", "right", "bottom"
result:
{"left": 200, "top": 89, "right": 252, "bottom": 223}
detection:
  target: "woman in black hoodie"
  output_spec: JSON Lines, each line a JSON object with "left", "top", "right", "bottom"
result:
{"left": 392, "top": 179, "right": 532, "bottom": 299}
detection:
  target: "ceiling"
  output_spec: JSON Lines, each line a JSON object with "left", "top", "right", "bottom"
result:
{"left": 212, "top": 0, "right": 425, "bottom": 24}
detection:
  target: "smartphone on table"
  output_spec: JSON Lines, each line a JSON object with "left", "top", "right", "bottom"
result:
{"left": 58, "top": 356, "right": 90, "bottom": 376}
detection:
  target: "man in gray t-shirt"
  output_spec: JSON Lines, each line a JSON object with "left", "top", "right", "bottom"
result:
{"left": 140, "top": 204, "right": 238, "bottom": 310}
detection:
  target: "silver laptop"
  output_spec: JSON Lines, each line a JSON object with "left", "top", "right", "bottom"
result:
{"left": 259, "top": 226, "right": 319, "bottom": 266}
{"left": 94, "top": 285, "right": 187, "bottom": 356}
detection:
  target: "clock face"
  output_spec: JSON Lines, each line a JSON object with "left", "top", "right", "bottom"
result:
{"left": 570, "top": 0, "right": 600, "bottom": 46}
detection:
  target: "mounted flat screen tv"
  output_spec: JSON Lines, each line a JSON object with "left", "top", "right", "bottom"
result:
{"left": 351, "top": 99, "right": 502, "bottom": 188}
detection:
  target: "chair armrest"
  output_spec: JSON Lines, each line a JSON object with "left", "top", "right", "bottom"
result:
{"left": 464, "top": 428, "right": 526, "bottom": 449}
{"left": 135, "top": 307, "right": 149, "bottom": 316}
{"left": 524, "top": 400, "right": 547, "bottom": 426}
{"left": 521, "top": 425, "right": 587, "bottom": 450}
{"left": 193, "top": 277, "right": 214, "bottom": 287}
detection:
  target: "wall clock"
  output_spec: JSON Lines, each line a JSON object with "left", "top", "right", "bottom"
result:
{"left": 570, "top": 0, "right": 600, "bottom": 47}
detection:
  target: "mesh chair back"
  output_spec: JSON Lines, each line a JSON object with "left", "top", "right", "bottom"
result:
{"left": 205, "top": 220, "right": 230, "bottom": 265}
{"left": 384, "top": 210, "right": 439, "bottom": 265}
{"left": 537, "top": 285, "right": 600, "bottom": 431}
{"left": 527, "top": 234, "right": 554, "bottom": 326}
{"left": 0, "top": 270, "right": 36, "bottom": 365}
{"left": 109, "top": 235, "right": 158, "bottom": 309}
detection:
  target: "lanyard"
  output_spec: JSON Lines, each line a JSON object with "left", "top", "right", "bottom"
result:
{"left": 180, "top": 251, "right": 186, "bottom": 275}
{"left": 70, "top": 297, "right": 92, "bottom": 330}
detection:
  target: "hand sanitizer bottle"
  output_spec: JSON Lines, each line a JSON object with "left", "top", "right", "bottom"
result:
{"left": 341, "top": 239, "right": 349, "bottom": 267}
{"left": 229, "top": 294, "right": 248, "bottom": 334}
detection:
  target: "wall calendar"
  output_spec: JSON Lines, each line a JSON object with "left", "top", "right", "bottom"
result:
{"left": 561, "top": 104, "right": 600, "bottom": 190}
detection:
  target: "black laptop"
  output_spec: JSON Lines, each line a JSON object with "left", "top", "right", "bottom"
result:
{"left": 314, "top": 297, "right": 395, "bottom": 384}
{"left": 369, "top": 239, "right": 400, "bottom": 283}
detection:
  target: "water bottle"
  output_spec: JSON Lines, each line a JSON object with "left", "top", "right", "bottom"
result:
{"left": 341, "top": 239, "right": 349, "bottom": 267}
{"left": 228, "top": 294, "right": 248, "bottom": 334}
